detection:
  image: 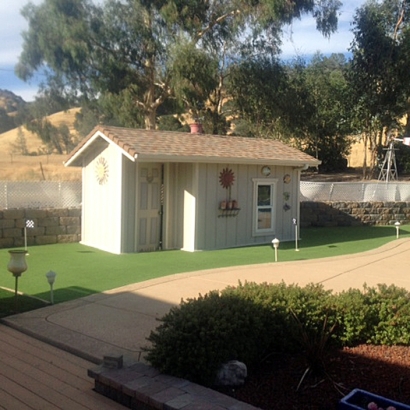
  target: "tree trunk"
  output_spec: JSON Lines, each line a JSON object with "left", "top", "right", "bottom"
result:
{"left": 362, "top": 133, "right": 368, "bottom": 179}
{"left": 144, "top": 109, "right": 157, "bottom": 130}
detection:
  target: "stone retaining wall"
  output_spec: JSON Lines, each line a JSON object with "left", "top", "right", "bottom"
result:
{"left": 0, "top": 209, "right": 81, "bottom": 249}
{"left": 1, "top": 202, "right": 407, "bottom": 249}
{"left": 301, "top": 201, "right": 410, "bottom": 228}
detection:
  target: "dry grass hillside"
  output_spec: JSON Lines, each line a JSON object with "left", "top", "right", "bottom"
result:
{"left": 0, "top": 108, "right": 82, "bottom": 181}
{"left": 0, "top": 105, "right": 370, "bottom": 181}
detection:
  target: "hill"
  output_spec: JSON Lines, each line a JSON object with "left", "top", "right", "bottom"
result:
{"left": 0, "top": 89, "right": 26, "bottom": 114}
{"left": 0, "top": 108, "right": 82, "bottom": 181}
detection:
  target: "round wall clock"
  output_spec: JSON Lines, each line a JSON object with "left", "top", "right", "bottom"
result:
{"left": 95, "top": 157, "right": 109, "bottom": 185}
{"left": 261, "top": 166, "right": 271, "bottom": 176}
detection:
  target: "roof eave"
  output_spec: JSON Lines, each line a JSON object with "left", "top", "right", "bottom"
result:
{"left": 135, "top": 154, "right": 321, "bottom": 167}
{"left": 65, "top": 130, "right": 136, "bottom": 167}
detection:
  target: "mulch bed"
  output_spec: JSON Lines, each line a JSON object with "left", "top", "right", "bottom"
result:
{"left": 217, "top": 345, "right": 410, "bottom": 410}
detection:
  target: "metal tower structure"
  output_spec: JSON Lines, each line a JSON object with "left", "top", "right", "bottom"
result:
{"left": 378, "top": 138, "right": 398, "bottom": 183}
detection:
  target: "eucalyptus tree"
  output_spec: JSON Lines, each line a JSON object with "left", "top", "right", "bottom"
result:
{"left": 17, "top": 0, "right": 342, "bottom": 131}
{"left": 301, "top": 53, "right": 353, "bottom": 171}
{"left": 228, "top": 54, "right": 352, "bottom": 171}
{"left": 348, "top": 0, "right": 410, "bottom": 176}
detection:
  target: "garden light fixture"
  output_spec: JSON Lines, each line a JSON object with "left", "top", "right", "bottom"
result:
{"left": 46, "top": 271, "right": 57, "bottom": 304}
{"left": 272, "top": 237, "right": 280, "bottom": 262}
{"left": 395, "top": 221, "right": 401, "bottom": 239}
{"left": 7, "top": 249, "right": 28, "bottom": 312}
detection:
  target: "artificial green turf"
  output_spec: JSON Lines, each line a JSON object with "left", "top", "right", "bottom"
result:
{"left": 0, "top": 287, "right": 49, "bottom": 317}
{"left": 0, "top": 225, "right": 408, "bottom": 306}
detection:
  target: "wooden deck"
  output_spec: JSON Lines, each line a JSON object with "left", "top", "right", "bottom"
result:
{"left": 0, "top": 324, "right": 125, "bottom": 409}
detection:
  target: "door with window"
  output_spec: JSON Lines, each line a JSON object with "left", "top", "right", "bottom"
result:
{"left": 253, "top": 179, "right": 277, "bottom": 235}
{"left": 138, "top": 164, "right": 162, "bottom": 251}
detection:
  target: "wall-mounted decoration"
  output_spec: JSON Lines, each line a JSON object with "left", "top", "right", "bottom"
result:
{"left": 218, "top": 168, "right": 240, "bottom": 217}
{"left": 261, "top": 166, "right": 271, "bottom": 176}
{"left": 95, "top": 157, "right": 109, "bottom": 185}
{"left": 283, "top": 174, "right": 291, "bottom": 184}
{"left": 283, "top": 192, "right": 290, "bottom": 201}
{"left": 219, "top": 168, "right": 235, "bottom": 189}
{"left": 283, "top": 203, "right": 291, "bottom": 211}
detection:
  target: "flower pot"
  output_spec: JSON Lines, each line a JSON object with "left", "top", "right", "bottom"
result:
{"left": 189, "top": 123, "right": 203, "bottom": 133}
{"left": 339, "top": 388, "right": 410, "bottom": 410}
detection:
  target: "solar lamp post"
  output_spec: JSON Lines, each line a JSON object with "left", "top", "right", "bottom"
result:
{"left": 272, "top": 238, "right": 280, "bottom": 262}
{"left": 46, "top": 271, "right": 57, "bottom": 304}
{"left": 395, "top": 221, "right": 401, "bottom": 239}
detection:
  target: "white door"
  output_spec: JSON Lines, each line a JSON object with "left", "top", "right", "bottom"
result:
{"left": 138, "top": 165, "right": 162, "bottom": 251}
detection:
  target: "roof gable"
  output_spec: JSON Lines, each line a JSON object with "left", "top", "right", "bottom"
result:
{"left": 65, "top": 125, "right": 320, "bottom": 167}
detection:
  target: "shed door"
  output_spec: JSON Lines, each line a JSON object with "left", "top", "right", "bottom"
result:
{"left": 138, "top": 165, "right": 161, "bottom": 251}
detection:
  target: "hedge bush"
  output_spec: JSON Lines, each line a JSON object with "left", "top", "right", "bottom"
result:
{"left": 144, "top": 282, "right": 410, "bottom": 387}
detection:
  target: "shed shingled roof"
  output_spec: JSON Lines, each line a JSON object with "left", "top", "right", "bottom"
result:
{"left": 65, "top": 125, "right": 321, "bottom": 167}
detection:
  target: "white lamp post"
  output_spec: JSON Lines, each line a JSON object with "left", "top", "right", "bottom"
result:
{"left": 46, "top": 271, "right": 57, "bottom": 304}
{"left": 395, "top": 221, "right": 401, "bottom": 239}
{"left": 272, "top": 237, "right": 280, "bottom": 262}
{"left": 7, "top": 249, "right": 28, "bottom": 312}
{"left": 292, "top": 218, "right": 299, "bottom": 251}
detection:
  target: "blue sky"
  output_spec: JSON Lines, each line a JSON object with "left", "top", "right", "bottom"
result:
{"left": 0, "top": 0, "right": 365, "bottom": 102}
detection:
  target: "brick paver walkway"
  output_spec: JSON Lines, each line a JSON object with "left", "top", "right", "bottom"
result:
{"left": 0, "top": 324, "right": 125, "bottom": 409}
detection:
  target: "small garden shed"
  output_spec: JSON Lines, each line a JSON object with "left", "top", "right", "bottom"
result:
{"left": 65, "top": 126, "right": 320, "bottom": 254}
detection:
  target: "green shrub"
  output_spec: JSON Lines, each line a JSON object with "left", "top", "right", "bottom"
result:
{"left": 144, "top": 291, "right": 273, "bottom": 386}
{"left": 364, "top": 284, "right": 410, "bottom": 345}
{"left": 144, "top": 282, "right": 410, "bottom": 387}
{"left": 333, "top": 287, "right": 377, "bottom": 346}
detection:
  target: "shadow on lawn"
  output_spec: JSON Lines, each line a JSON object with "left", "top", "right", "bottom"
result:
{"left": 0, "top": 286, "right": 98, "bottom": 318}
{"left": 34, "top": 286, "right": 98, "bottom": 304}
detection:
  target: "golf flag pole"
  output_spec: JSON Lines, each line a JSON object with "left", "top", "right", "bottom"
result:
{"left": 25, "top": 219, "right": 35, "bottom": 252}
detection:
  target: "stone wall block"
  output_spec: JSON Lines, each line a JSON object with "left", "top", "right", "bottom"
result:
{"left": 60, "top": 217, "right": 80, "bottom": 226}
{"left": 58, "top": 234, "right": 79, "bottom": 243}
{"left": 48, "top": 209, "right": 68, "bottom": 217}
{"left": 46, "top": 226, "right": 67, "bottom": 235}
{"left": 67, "top": 225, "right": 81, "bottom": 234}
{"left": 35, "top": 235, "right": 57, "bottom": 245}
{"left": 3, "top": 228, "right": 23, "bottom": 238}
{"left": 26, "top": 227, "right": 45, "bottom": 237}
{"left": 0, "top": 238, "right": 14, "bottom": 248}
{"left": 3, "top": 210, "right": 25, "bottom": 219}
{"left": 0, "top": 219, "right": 15, "bottom": 229}
{"left": 38, "top": 217, "right": 59, "bottom": 227}
{"left": 25, "top": 209, "right": 47, "bottom": 219}
{"left": 68, "top": 209, "right": 81, "bottom": 217}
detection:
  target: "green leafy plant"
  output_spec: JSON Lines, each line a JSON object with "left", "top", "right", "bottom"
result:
{"left": 144, "top": 291, "right": 273, "bottom": 386}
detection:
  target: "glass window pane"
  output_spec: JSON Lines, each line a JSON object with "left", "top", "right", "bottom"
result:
{"left": 258, "top": 185, "right": 271, "bottom": 206}
{"left": 258, "top": 209, "right": 272, "bottom": 230}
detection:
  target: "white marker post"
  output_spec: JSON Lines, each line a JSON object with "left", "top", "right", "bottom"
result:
{"left": 293, "top": 218, "right": 299, "bottom": 251}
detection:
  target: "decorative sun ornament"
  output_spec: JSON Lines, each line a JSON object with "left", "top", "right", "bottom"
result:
{"left": 219, "top": 168, "right": 235, "bottom": 189}
{"left": 95, "top": 157, "right": 109, "bottom": 185}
